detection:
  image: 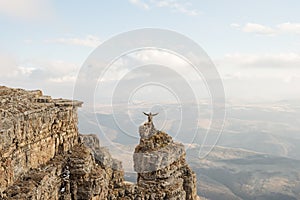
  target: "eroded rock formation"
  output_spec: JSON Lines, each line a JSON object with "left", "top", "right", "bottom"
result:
{"left": 0, "top": 86, "right": 124, "bottom": 199}
{"left": 133, "top": 122, "right": 198, "bottom": 200}
{"left": 0, "top": 86, "right": 82, "bottom": 196}
{"left": 0, "top": 86, "right": 199, "bottom": 200}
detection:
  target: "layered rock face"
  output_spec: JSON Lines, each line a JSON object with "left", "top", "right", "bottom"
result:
{"left": 0, "top": 86, "right": 82, "bottom": 194}
{"left": 133, "top": 122, "right": 198, "bottom": 200}
{"left": 0, "top": 87, "right": 124, "bottom": 199}
{"left": 0, "top": 86, "right": 199, "bottom": 200}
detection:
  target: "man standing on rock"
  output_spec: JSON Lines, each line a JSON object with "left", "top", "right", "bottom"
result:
{"left": 143, "top": 112, "right": 158, "bottom": 124}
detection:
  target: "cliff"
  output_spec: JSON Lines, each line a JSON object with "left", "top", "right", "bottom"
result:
{"left": 0, "top": 86, "right": 199, "bottom": 200}
{"left": 133, "top": 122, "right": 198, "bottom": 200}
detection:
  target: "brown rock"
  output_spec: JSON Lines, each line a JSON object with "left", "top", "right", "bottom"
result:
{"left": 133, "top": 122, "right": 198, "bottom": 200}
{"left": 0, "top": 86, "right": 200, "bottom": 200}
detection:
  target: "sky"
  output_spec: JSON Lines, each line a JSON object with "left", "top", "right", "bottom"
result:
{"left": 0, "top": 0, "right": 300, "bottom": 102}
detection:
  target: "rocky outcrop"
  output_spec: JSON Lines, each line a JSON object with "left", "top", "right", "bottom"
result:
{"left": 0, "top": 86, "right": 125, "bottom": 200}
{"left": 133, "top": 122, "right": 198, "bottom": 200}
{"left": 0, "top": 86, "right": 82, "bottom": 195}
{"left": 0, "top": 86, "right": 199, "bottom": 199}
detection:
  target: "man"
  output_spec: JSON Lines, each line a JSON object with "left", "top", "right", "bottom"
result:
{"left": 143, "top": 112, "right": 158, "bottom": 123}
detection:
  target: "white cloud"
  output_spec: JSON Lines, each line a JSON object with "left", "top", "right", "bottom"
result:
{"left": 242, "top": 23, "right": 276, "bottom": 36}
{"left": 0, "top": 0, "right": 53, "bottom": 20}
{"left": 214, "top": 52, "right": 300, "bottom": 100}
{"left": 277, "top": 22, "right": 300, "bottom": 34}
{"left": 218, "top": 52, "right": 300, "bottom": 68}
{"left": 129, "top": 0, "right": 150, "bottom": 10}
{"left": 0, "top": 54, "right": 80, "bottom": 98}
{"left": 0, "top": 53, "right": 79, "bottom": 84}
{"left": 94, "top": 49, "right": 191, "bottom": 82}
{"left": 126, "top": 49, "right": 203, "bottom": 80}
{"left": 129, "top": 0, "right": 200, "bottom": 16}
{"left": 30, "top": 60, "right": 78, "bottom": 77}
{"left": 232, "top": 22, "right": 300, "bottom": 36}
{"left": 152, "top": 0, "right": 199, "bottom": 16}
{"left": 45, "top": 35, "right": 101, "bottom": 48}
{"left": 230, "top": 23, "right": 240, "bottom": 28}
{"left": 49, "top": 74, "right": 76, "bottom": 83}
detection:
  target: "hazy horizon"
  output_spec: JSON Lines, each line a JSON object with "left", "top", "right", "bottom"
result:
{"left": 1, "top": 1, "right": 300, "bottom": 199}
{"left": 1, "top": 1, "right": 300, "bottom": 102}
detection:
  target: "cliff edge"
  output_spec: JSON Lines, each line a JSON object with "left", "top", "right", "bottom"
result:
{"left": 0, "top": 86, "right": 199, "bottom": 200}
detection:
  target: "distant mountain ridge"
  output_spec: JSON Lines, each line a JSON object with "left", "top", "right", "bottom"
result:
{"left": 187, "top": 146, "right": 300, "bottom": 200}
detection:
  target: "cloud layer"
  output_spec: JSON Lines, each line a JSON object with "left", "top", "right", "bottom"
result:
{"left": 45, "top": 35, "right": 101, "bottom": 48}
{"left": 0, "top": 52, "right": 79, "bottom": 97}
{"left": 1, "top": 49, "right": 300, "bottom": 101}
{"left": 218, "top": 52, "right": 300, "bottom": 68}
{"left": 231, "top": 22, "right": 300, "bottom": 36}
{"left": 0, "top": 0, "right": 53, "bottom": 20}
{"left": 129, "top": 0, "right": 200, "bottom": 16}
